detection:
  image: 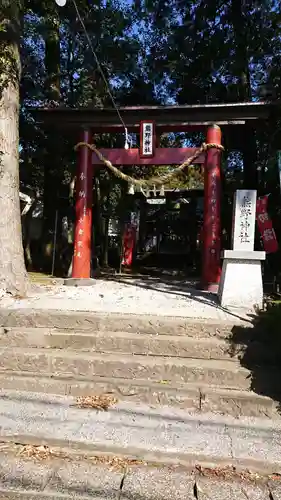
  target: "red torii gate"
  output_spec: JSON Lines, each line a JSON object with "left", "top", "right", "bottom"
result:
{"left": 73, "top": 124, "right": 222, "bottom": 292}
{"left": 31, "top": 101, "right": 274, "bottom": 292}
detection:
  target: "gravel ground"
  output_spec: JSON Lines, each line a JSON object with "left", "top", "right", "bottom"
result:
{"left": 0, "top": 277, "right": 250, "bottom": 321}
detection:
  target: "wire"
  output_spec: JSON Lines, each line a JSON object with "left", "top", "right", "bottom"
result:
{"left": 71, "top": 0, "right": 130, "bottom": 147}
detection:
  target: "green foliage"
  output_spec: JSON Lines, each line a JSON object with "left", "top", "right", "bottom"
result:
{"left": 19, "top": 0, "right": 281, "bottom": 187}
{"left": 15, "top": 0, "right": 281, "bottom": 271}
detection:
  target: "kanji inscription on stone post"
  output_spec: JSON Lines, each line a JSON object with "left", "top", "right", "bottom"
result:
{"left": 232, "top": 190, "right": 257, "bottom": 251}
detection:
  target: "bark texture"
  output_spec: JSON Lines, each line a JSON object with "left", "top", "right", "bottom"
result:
{"left": 231, "top": 0, "right": 258, "bottom": 189}
{"left": 0, "top": 1, "right": 28, "bottom": 295}
{"left": 42, "top": 11, "right": 61, "bottom": 272}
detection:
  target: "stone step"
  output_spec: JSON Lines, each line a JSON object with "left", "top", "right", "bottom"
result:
{"left": 0, "top": 327, "right": 271, "bottom": 363}
{"left": 0, "top": 491, "right": 88, "bottom": 499}
{"left": 0, "top": 392, "right": 281, "bottom": 472}
{"left": 0, "top": 442, "right": 274, "bottom": 500}
{"left": 0, "top": 308, "right": 250, "bottom": 337}
{"left": 0, "top": 347, "right": 278, "bottom": 391}
{"left": 0, "top": 327, "right": 245, "bottom": 359}
{"left": 0, "top": 372, "right": 279, "bottom": 419}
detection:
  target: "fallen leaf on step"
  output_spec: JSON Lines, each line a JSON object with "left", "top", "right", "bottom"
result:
{"left": 194, "top": 464, "right": 263, "bottom": 483}
{"left": 88, "top": 454, "right": 145, "bottom": 470}
{"left": 75, "top": 394, "right": 118, "bottom": 410}
{"left": 269, "top": 474, "right": 281, "bottom": 481}
{"left": 18, "top": 444, "right": 64, "bottom": 460}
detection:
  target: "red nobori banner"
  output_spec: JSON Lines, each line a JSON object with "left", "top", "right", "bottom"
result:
{"left": 256, "top": 195, "right": 278, "bottom": 254}
{"left": 122, "top": 224, "right": 136, "bottom": 266}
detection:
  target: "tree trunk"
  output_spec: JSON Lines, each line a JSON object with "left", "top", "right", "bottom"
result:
{"left": 102, "top": 214, "right": 110, "bottom": 268}
{"left": 67, "top": 30, "right": 75, "bottom": 106}
{"left": 231, "top": 0, "right": 258, "bottom": 189}
{"left": 44, "top": 15, "right": 60, "bottom": 102}
{"left": 42, "top": 10, "right": 61, "bottom": 272}
{"left": 0, "top": 1, "right": 28, "bottom": 295}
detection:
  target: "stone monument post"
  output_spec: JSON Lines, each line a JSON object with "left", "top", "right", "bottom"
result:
{"left": 218, "top": 190, "right": 265, "bottom": 309}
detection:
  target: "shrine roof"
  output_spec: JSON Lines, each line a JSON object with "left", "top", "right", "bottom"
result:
{"left": 29, "top": 101, "right": 277, "bottom": 133}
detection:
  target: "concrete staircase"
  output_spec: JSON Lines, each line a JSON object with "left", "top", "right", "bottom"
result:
{"left": 0, "top": 308, "right": 279, "bottom": 419}
{"left": 1, "top": 308, "right": 281, "bottom": 498}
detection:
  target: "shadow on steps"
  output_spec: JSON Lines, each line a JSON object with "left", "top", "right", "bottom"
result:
{"left": 229, "top": 301, "right": 281, "bottom": 414}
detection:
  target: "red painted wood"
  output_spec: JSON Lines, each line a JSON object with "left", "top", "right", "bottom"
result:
{"left": 202, "top": 126, "right": 222, "bottom": 292}
{"left": 72, "top": 129, "right": 93, "bottom": 279}
{"left": 122, "top": 224, "right": 136, "bottom": 267}
{"left": 92, "top": 148, "right": 205, "bottom": 166}
{"left": 89, "top": 124, "right": 214, "bottom": 133}
{"left": 81, "top": 122, "right": 244, "bottom": 133}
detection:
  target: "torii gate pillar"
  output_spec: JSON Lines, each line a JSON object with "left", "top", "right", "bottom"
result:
{"left": 202, "top": 125, "right": 222, "bottom": 292}
{"left": 72, "top": 129, "right": 93, "bottom": 280}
